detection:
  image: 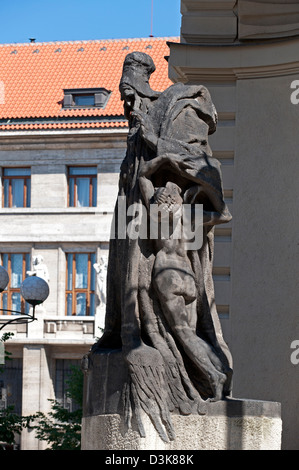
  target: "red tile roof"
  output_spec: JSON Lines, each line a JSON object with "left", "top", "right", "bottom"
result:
{"left": 0, "top": 37, "right": 179, "bottom": 132}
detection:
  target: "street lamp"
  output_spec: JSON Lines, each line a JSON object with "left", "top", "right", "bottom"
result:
{"left": 0, "top": 265, "right": 49, "bottom": 331}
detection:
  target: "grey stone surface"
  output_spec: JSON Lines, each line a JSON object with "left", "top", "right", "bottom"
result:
{"left": 81, "top": 402, "right": 282, "bottom": 450}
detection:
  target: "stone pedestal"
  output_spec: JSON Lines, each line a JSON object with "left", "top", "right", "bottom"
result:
{"left": 82, "top": 400, "right": 281, "bottom": 450}
{"left": 81, "top": 349, "right": 282, "bottom": 450}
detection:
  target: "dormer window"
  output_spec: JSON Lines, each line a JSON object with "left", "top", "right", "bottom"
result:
{"left": 63, "top": 88, "right": 111, "bottom": 109}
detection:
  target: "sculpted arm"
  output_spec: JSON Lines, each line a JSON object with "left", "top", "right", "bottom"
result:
{"left": 138, "top": 156, "right": 167, "bottom": 208}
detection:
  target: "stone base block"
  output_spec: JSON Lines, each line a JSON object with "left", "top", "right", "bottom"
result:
{"left": 81, "top": 398, "right": 282, "bottom": 450}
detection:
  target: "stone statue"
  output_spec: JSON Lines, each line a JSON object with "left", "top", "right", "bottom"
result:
{"left": 93, "top": 255, "right": 108, "bottom": 306}
{"left": 27, "top": 255, "right": 49, "bottom": 283}
{"left": 86, "top": 52, "right": 233, "bottom": 442}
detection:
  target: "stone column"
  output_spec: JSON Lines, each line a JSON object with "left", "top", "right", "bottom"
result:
{"left": 21, "top": 345, "right": 54, "bottom": 450}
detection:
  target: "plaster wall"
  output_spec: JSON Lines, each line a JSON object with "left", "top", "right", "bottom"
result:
{"left": 231, "top": 74, "right": 299, "bottom": 449}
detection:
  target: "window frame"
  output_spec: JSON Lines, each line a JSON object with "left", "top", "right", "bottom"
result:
{"left": 63, "top": 87, "right": 111, "bottom": 109}
{"left": 2, "top": 167, "right": 31, "bottom": 208}
{"left": 65, "top": 252, "right": 96, "bottom": 317}
{"left": 67, "top": 166, "right": 97, "bottom": 208}
{"left": 0, "top": 253, "right": 30, "bottom": 314}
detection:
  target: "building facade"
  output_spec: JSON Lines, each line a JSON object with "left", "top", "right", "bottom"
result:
{"left": 0, "top": 37, "right": 177, "bottom": 450}
{"left": 168, "top": 0, "right": 299, "bottom": 449}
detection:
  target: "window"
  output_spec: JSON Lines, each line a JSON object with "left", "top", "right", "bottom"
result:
{"left": 2, "top": 168, "right": 31, "bottom": 208}
{"left": 0, "top": 253, "right": 30, "bottom": 314}
{"left": 54, "top": 359, "right": 81, "bottom": 412}
{"left": 68, "top": 166, "right": 97, "bottom": 207}
{"left": 0, "top": 358, "right": 23, "bottom": 414}
{"left": 66, "top": 252, "right": 96, "bottom": 316}
{"left": 63, "top": 87, "right": 111, "bottom": 109}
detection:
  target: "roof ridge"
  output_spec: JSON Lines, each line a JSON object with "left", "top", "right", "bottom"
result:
{"left": 0, "top": 36, "right": 179, "bottom": 48}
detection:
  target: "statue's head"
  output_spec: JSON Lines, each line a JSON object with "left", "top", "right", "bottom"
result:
{"left": 121, "top": 51, "right": 156, "bottom": 82}
{"left": 33, "top": 255, "right": 43, "bottom": 265}
{"left": 119, "top": 52, "right": 160, "bottom": 117}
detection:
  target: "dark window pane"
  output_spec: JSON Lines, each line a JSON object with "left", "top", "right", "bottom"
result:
{"left": 3, "top": 179, "right": 9, "bottom": 208}
{"left": 67, "top": 254, "right": 73, "bottom": 290}
{"left": 11, "top": 292, "right": 21, "bottom": 313}
{"left": 76, "top": 178, "right": 90, "bottom": 207}
{"left": 66, "top": 293, "right": 72, "bottom": 316}
{"left": 91, "top": 177, "right": 97, "bottom": 207}
{"left": 75, "top": 254, "right": 88, "bottom": 289}
{"left": 0, "top": 358, "right": 23, "bottom": 414}
{"left": 76, "top": 293, "right": 86, "bottom": 316}
{"left": 3, "top": 168, "right": 30, "bottom": 177}
{"left": 54, "top": 359, "right": 81, "bottom": 411}
{"left": 26, "top": 179, "right": 31, "bottom": 207}
{"left": 55, "top": 359, "right": 64, "bottom": 399}
{"left": 2, "top": 293, "right": 7, "bottom": 310}
{"left": 11, "top": 179, "right": 24, "bottom": 207}
{"left": 90, "top": 253, "right": 96, "bottom": 291}
{"left": 74, "top": 95, "right": 95, "bottom": 106}
{"left": 68, "top": 178, "right": 74, "bottom": 207}
{"left": 69, "top": 167, "right": 97, "bottom": 176}
{"left": 89, "top": 293, "right": 95, "bottom": 316}
{"left": 25, "top": 254, "right": 30, "bottom": 275}
{"left": 3, "top": 254, "right": 8, "bottom": 270}
{"left": 11, "top": 254, "right": 23, "bottom": 288}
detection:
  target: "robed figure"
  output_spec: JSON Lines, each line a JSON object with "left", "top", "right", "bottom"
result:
{"left": 90, "top": 52, "right": 233, "bottom": 442}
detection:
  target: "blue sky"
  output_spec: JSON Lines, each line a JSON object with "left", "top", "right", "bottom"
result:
{"left": 0, "top": 0, "right": 181, "bottom": 44}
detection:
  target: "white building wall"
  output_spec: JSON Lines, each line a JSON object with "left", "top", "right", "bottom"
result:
{"left": 0, "top": 130, "right": 126, "bottom": 449}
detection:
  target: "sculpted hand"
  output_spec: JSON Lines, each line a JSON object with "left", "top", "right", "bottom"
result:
{"left": 132, "top": 110, "right": 158, "bottom": 150}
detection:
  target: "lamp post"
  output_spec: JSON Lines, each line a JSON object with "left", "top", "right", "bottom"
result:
{"left": 0, "top": 265, "right": 49, "bottom": 331}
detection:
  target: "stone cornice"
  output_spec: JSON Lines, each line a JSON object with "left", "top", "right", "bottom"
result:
{"left": 168, "top": 37, "right": 299, "bottom": 82}
{"left": 182, "top": 0, "right": 237, "bottom": 12}
{"left": 0, "top": 128, "right": 128, "bottom": 150}
{"left": 238, "top": 1, "right": 299, "bottom": 41}
{"left": 180, "top": 1, "right": 299, "bottom": 43}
